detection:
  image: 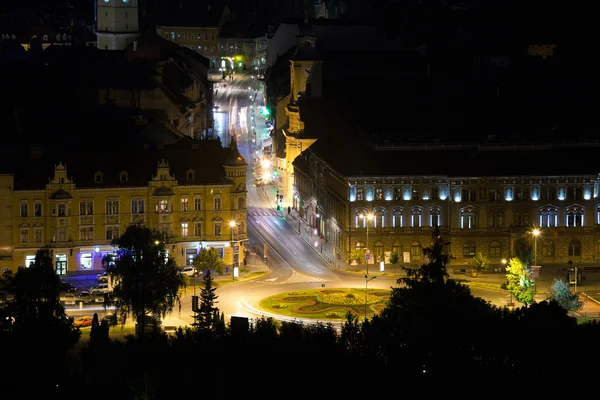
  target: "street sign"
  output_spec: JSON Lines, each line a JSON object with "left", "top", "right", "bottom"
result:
{"left": 365, "top": 253, "right": 371, "bottom": 260}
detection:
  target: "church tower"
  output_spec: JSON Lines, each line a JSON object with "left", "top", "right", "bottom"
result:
{"left": 96, "top": 0, "right": 141, "bottom": 50}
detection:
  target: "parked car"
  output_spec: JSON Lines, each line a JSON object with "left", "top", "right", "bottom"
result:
{"left": 97, "top": 272, "right": 109, "bottom": 282}
{"left": 73, "top": 315, "right": 94, "bottom": 327}
{"left": 61, "top": 293, "right": 77, "bottom": 305}
{"left": 59, "top": 281, "right": 77, "bottom": 293}
{"left": 179, "top": 266, "right": 198, "bottom": 277}
{"left": 90, "top": 283, "right": 109, "bottom": 295}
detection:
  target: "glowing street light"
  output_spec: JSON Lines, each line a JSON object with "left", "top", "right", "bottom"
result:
{"left": 229, "top": 220, "right": 237, "bottom": 281}
{"left": 260, "top": 159, "right": 271, "bottom": 169}
{"left": 532, "top": 228, "right": 540, "bottom": 267}
{"left": 360, "top": 212, "right": 375, "bottom": 274}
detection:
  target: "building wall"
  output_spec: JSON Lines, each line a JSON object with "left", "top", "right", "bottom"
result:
{"left": 294, "top": 154, "right": 600, "bottom": 266}
{"left": 0, "top": 175, "right": 14, "bottom": 273}
{"left": 156, "top": 26, "right": 219, "bottom": 66}
{"left": 10, "top": 161, "right": 246, "bottom": 275}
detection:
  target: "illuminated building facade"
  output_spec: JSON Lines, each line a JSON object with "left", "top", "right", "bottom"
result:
{"left": 293, "top": 142, "right": 600, "bottom": 266}
{"left": 8, "top": 138, "right": 247, "bottom": 275}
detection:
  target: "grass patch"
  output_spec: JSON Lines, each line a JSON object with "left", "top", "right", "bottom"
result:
{"left": 259, "top": 288, "right": 391, "bottom": 320}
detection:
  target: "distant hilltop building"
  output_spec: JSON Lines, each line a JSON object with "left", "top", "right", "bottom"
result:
{"left": 96, "top": 0, "right": 140, "bottom": 50}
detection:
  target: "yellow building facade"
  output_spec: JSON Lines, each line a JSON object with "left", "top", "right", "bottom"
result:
{"left": 9, "top": 140, "right": 247, "bottom": 275}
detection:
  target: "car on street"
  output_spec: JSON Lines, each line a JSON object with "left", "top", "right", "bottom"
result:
{"left": 73, "top": 315, "right": 94, "bottom": 327}
{"left": 179, "top": 266, "right": 198, "bottom": 277}
{"left": 97, "top": 272, "right": 109, "bottom": 282}
{"left": 59, "top": 281, "right": 78, "bottom": 293}
{"left": 61, "top": 293, "right": 77, "bottom": 305}
{"left": 90, "top": 283, "right": 109, "bottom": 295}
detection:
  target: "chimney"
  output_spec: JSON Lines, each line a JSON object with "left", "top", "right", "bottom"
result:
{"left": 133, "top": 40, "right": 138, "bottom": 51}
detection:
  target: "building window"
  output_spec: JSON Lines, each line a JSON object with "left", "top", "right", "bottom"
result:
{"left": 429, "top": 206, "right": 441, "bottom": 227}
{"left": 181, "top": 198, "right": 189, "bottom": 212}
{"left": 463, "top": 241, "right": 476, "bottom": 257}
{"left": 211, "top": 33, "right": 215, "bottom": 40}
{"left": 204, "top": 33, "right": 208, "bottom": 40}
{"left": 80, "top": 253, "right": 93, "bottom": 270}
{"left": 34, "top": 228, "right": 42, "bottom": 243}
{"left": 392, "top": 208, "right": 403, "bottom": 228}
{"left": 460, "top": 207, "right": 477, "bottom": 229}
{"left": 80, "top": 200, "right": 93, "bottom": 216}
{"left": 177, "top": 32, "right": 181, "bottom": 41}
{"left": 542, "top": 240, "right": 555, "bottom": 257}
{"left": 194, "top": 198, "right": 202, "bottom": 211}
{"left": 184, "top": 32, "right": 188, "bottom": 40}
{"left": 106, "top": 226, "right": 119, "bottom": 240}
{"left": 392, "top": 240, "right": 402, "bottom": 256}
{"left": 566, "top": 207, "right": 584, "bottom": 227}
{"left": 195, "top": 222, "right": 202, "bottom": 236}
{"left": 20, "top": 228, "right": 29, "bottom": 243}
{"left": 238, "top": 197, "right": 245, "bottom": 210}
{"left": 79, "top": 226, "right": 94, "bottom": 241}
{"left": 356, "top": 188, "right": 364, "bottom": 201}
{"left": 489, "top": 240, "right": 502, "bottom": 258}
{"left": 106, "top": 200, "right": 119, "bottom": 215}
{"left": 488, "top": 209, "right": 504, "bottom": 228}
{"left": 181, "top": 222, "right": 189, "bottom": 237}
{"left": 159, "top": 199, "right": 169, "bottom": 213}
{"left": 374, "top": 242, "right": 384, "bottom": 261}
{"left": 34, "top": 202, "right": 42, "bottom": 217}
{"left": 410, "top": 241, "right": 421, "bottom": 257}
{"left": 374, "top": 209, "right": 385, "bottom": 228}
{"left": 131, "top": 199, "right": 144, "bottom": 214}
{"left": 95, "top": 172, "right": 103, "bottom": 183}
{"left": 26, "top": 254, "right": 36, "bottom": 267}
{"left": 214, "top": 197, "right": 221, "bottom": 211}
{"left": 120, "top": 172, "right": 128, "bottom": 183}
{"left": 431, "top": 187, "right": 439, "bottom": 200}
{"left": 187, "top": 170, "right": 195, "bottom": 180}
{"left": 568, "top": 239, "right": 581, "bottom": 257}
{"left": 375, "top": 188, "right": 383, "bottom": 201}
{"left": 20, "top": 202, "right": 28, "bottom": 217}
{"left": 171, "top": 32, "right": 175, "bottom": 40}
{"left": 411, "top": 207, "right": 422, "bottom": 228}
{"left": 539, "top": 206, "right": 558, "bottom": 227}
{"left": 58, "top": 204, "right": 66, "bottom": 217}
{"left": 214, "top": 222, "right": 222, "bottom": 236}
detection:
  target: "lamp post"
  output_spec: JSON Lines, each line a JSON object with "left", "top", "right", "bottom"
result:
{"left": 360, "top": 212, "right": 374, "bottom": 274}
{"left": 502, "top": 258, "right": 513, "bottom": 307}
{"left": 365, "top": 275, "right": 377, "bottom": 321}
{"left": 532, "top": 228, "right": 540, "bottom": 267}
{"left": 229, "top": 220, "right": 236, "bottom": 281}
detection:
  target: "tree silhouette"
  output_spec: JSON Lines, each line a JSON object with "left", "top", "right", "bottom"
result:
{"left": 192, "top": 247, "right": 225, "bottom": 275}
{"left": 194, "top": 268, "right": 219, "bottom": 332}
{"left": 108, "top": 225, "right": 186, "bottom": 339}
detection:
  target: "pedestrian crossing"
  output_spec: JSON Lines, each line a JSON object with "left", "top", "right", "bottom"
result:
{"left": 248, "top": 210, "right": 281, "bottom": 217}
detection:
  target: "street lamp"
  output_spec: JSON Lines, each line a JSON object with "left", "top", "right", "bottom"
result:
{"left": 532, "top": 228, "right": 540, "bottom": 267}
{"left": 360, "top": 212, "right": 375, "bottom": 274}
{"left": 229, "top": 220, "right": 237, "bottom": 281}
{"left": 364, "top": 275, "right": 377, "bottom": 321}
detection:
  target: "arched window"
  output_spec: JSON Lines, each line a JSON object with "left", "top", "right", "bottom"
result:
{"left": 392, "top": 240, "right": 402, "bottom": 256}
{"left": 373, "top": 208, "right": 385, "bottom": 228}
{"left": 374, "top": 241, "right": 384, "bottom": 260}
{"left": 392, "top": 207, "right": 403, "bottom": 228}
{"left": 460, "top": 207, "right": 477, "bottom": 229}
{"left": 542, "top": 240, "right": 555, "bottom": 257}
{"left": 463, "top": 241, "right": 476, "bottom": 257}
{"left": 568, "top": 239, "right": 581, "bottom": 257}
{"left": 119, "top": 171, "right": 128, "bottom": 183}
{"left": 489, "top": 240, "right": 502, "bottom": 258}
{"left": 186, "top": 170, "right": 195, "bottom": 180}
{"left": 410, "top": 241, "right": 421, "bottom": 257}
{"left": 539, "top": 205, "right": 558, "bottom": 227}
{"left": 429, "top": 206, "right": 441, "bottom": 227}
{"left": 355, "top": 241, "right": 365, "bottom": 250}
{"left": 411, "top": 206, "right": 422, "bottom": 228}
{"left": 354, "top": 208, "right": 367, "bottom": 228}
{"left": 566, "top": 206, "right": 584, "bottom": 227}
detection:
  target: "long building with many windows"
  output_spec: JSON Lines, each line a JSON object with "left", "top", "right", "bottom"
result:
{"left": 3, "top": 137, "right": 247, "bottom": 275}
{"left": 292, "top": 140, "right": 600, "bottom": 267}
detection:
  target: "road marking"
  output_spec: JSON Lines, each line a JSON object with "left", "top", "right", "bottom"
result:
{"left": 280, "top": 270, "right": 326, "bottom": 284}
{"left": 264, "top": 278, "right": 278, "bottom": 282}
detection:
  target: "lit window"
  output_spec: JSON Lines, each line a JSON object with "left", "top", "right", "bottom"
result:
{"left": 392, "top": 208, "right": 403, "bottom": 228}
{"left": 80, "top": 253, "right": 93, "bottom": 270}
{"left": 181, "top": 222, "right": 189, "bottom": 237}
{"left": 181, "top": 198, "right": 189, "bottom": 212}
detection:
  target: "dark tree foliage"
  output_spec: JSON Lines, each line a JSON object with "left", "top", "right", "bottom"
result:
{"left": 108, "top": 225, "right": 186, "bottom": 339}
{"left": 0, "top": 247, "right": 80, "bottom": 398}
{"left": 193, "top": 268, "right": 219, "bottom": 333}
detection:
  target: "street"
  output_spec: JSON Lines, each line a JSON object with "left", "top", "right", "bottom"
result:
{"left": 63, "top": 70, "right": 600, "bottom": 328}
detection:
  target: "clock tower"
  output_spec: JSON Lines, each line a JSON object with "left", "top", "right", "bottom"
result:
{"left": 96, "top": 0, "right": 140, "bottom": 50}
